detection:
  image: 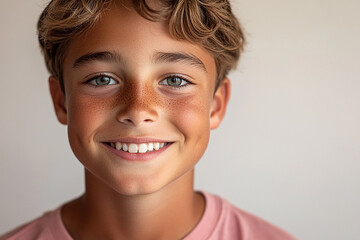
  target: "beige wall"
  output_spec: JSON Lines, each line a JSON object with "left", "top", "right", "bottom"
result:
{"left": 1, "top": 0, "right": 360, "bottom": 239}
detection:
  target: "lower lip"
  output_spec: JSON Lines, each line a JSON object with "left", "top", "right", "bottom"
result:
{"left": 103, "top": 143, "right": 172, "bottom": 161}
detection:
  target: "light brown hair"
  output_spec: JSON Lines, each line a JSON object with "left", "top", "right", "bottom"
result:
{"left": 38, "top": 0, "right": 246, "bottom": 91}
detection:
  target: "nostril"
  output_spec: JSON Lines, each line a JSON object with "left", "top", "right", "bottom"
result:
{"left": 118, "top": 115, "right": 156, "bottom": 126}
{"left": 117, "top": 108, "right": 158, "bottom": 126}
{"left": 122, "top": 119, "right": 133, "bottom": 124}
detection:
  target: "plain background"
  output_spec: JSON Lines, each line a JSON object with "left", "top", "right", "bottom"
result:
{"left": 1, "top": 0, "right": 359, "bottom": 239}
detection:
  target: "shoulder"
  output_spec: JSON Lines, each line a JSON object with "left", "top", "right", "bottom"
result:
{"left": 0, "top": 207, "right": 71, "bottom": 240}
{"left": 219, "top": 196, "right": 296, "bottom": 240}
{"left": 0, "top": 212, "right": 54, "bottom": 240}
{"left": 187, "top": 191, "right": 297, "bottom": 240}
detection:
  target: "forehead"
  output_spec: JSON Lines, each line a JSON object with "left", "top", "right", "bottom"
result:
{"left": 63, "top": 2, "right": 216, "bottom": 77}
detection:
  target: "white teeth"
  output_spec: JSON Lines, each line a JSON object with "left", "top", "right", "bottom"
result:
{"left": 147, "top": 143, "right": 154, "bottom": 152}
{"left": 154, "top": 143, "right": 160, "bottom": 150}
{"left": 115, "top": 142, "right": 122, "bottom": 150}
{"left": 109, "top": 142, "right": 168, "bottom": 153}
{"left": 122, "top": 143, "right": 128, "bottom": 152}
{"left": 139, "top": 143, "right": 147, "bottom": 153}
{"left": 128, "top": 144, "right": 138, "bottom": 153}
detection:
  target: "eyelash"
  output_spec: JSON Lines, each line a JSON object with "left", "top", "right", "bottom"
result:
{"left": 84, "top": 73, "right": 193, "bottom": 88}
{"left": 85, "top": 74, "right": 118, "bottom": 86}
{"left": 159, "top": 75, "right": 193, "bottom": 88}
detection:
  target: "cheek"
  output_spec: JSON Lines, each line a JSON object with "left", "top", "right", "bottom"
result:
{"left": 165, "top": 94, "right": 212, "bottom": 173}
{"left": 165, "top": 93, "right": 211, "bottom": 140}
{"left": 66, "top": 93, "right": 112, "bottom": 150}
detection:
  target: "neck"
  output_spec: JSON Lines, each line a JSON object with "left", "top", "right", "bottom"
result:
{"left": 62, "top": 169, "right": 205, "bottom": 240}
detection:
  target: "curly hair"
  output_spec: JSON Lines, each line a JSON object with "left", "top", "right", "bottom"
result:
{"left": 38, "top": 0, "right": 246, "bottom": 91}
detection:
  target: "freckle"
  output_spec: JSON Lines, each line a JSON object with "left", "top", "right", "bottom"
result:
{"left": 113, "top": 81, "right": 162, "bottom": 111}
{"left": 142, "top": 84, "right": 160, "bottom": 107}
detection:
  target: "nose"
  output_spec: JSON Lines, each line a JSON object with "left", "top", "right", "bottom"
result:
{"left": 116, "top": 85, "right": 159, "bottom": 127}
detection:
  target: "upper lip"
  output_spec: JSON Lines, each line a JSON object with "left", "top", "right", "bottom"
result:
{"left": 103, "top": 138, "right": 172, "bottom": 144}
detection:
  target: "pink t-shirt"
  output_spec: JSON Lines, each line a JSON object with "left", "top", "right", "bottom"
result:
{"left": 0, "top": 192, "right": 296, "bottom": 240}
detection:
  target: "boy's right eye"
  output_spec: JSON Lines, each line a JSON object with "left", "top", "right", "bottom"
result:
{"left": 86, "top": 75, "right": 117, "bottom": 86}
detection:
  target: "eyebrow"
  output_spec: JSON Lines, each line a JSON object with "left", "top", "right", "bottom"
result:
{"left": 72, "top": 50, "right": 207, "bottom": 72}
{"left": 73, "top": 51, "right": 124, "bottom": 68}
{"left": 153, "top": 51, "right": 207, "bottom": 72}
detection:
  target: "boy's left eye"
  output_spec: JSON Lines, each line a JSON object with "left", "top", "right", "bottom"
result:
{"left": 159, "top": 76, "right": 191, "bottom": 87}
{"left": 87, "top": 75, "right": 117, "bottom": 86}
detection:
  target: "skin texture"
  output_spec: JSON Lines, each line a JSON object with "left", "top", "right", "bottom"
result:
{"left": 49, "top": 2, "right": 230, "bottom": 240}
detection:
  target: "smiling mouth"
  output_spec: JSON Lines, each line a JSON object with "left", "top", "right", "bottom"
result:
{"left": 105, "top": 142, "right": 170, "bottom": 154}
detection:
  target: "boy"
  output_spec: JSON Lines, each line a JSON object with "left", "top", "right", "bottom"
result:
{"left": 1, "top": 0, "right": 296, "bottom": 239}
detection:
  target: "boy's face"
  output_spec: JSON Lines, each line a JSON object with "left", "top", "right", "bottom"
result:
{"left": 50, "top": 3, "right": 230, "bottom": 195}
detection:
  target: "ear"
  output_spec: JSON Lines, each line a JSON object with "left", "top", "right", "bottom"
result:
{"left": 210, "top": 78, "right": 231, "bottom": 129}
{"left": 49, "top": 76, "right": 67, "bottom": 125}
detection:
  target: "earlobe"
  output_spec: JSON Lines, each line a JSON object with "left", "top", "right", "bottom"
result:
{"left": 49, "top": 76, "right": 67, "bottom": 125}
{"left": 210, "top": 78, "right": 231, "bottom": 129}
